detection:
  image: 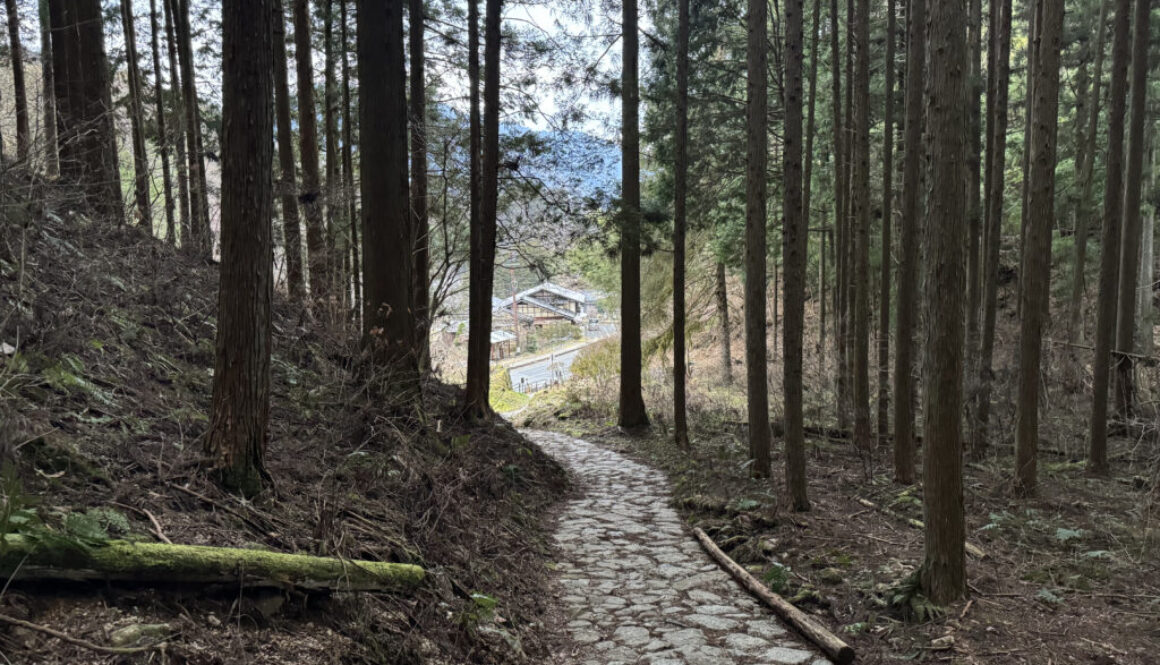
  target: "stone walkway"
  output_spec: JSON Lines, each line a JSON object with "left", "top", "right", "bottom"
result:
{"left": 524, "top": 430, "right": 831, "bottom": 665}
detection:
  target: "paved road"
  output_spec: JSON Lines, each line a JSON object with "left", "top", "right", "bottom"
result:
{"left": 510, "top": 347, "right": 585, "bottom": 393}
{"left": 525, "top": 429, "right": 830, "bottom": 665}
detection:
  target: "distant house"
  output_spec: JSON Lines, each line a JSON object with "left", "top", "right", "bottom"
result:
{"left": 494, "top": 282, "right": 589, "bottom": 327}
{"left": 490, "top": 330, "right": 516, "bottom": 360}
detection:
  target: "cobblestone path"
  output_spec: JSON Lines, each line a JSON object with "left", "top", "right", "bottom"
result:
{"left": 524, "top": 430, "right": 831, "bottom": 665}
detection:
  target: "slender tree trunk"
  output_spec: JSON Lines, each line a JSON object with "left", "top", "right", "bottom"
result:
{"left": 163, "top": 0, "right": 191, "bottom": 245}
{"left": 410, "top": 0, "right": 430, "bottom": 372}
{"left": 5, "top": 0, "right": 29, "bottom": 162}
{"left": 1014, "top": 0, "right": 1064, "bottom": 497}
{"left": 673, "top": 0, "right": 690, "bottom": 449}
{"left": 892, "top": 0, "right": 924, "bottom": 484}
{"left": 272, "top": 0, "right": 304, "bottom": 299}
{"left": 341, "top": 0, "right": 360, "bottom": 316}
{"left": 39, "top": 0, "right": 58, "bottom": 176}
{"left": 1089, "top": 0, "right": 1131, "bottom": 474}
{"left": 849, "top": 0, "right": 872, "bottom": 453}
{"left": 716, "top": 261, "right": 733, "bottom": 385}
{"left": 148, "top": 0, "right": 176, "bottom": 244}
{"left": 920, "top": 0, "right": 968, "bottom": 603}
{"left": 618, "top": 0, "right": 649, "bottom": 432}
{"left": 877, "top": 0, "right": 896, "bottom": 443}
{"left": 1139, "top": 138, "right": 1156, "bottom": 354}
{"left": 1068, "top": 0, "right": 1111, "bottom": 345}
{"left": 293, "top": 0, "right": 330, "bottom": 307}
{"left": 971, "top": 0, "right": 1012, "bottom": 456}
{"left": 1112, "top": 0, "right": 1150, "bottom": 417}
{"left": 120, "top": 0, "right": 153, "bottom": 229}
{"left": 323, "top": 0, "right": 341, "bottom": 305}
{"left": 829, "top": 0, "right": 846, "bottom": 425}
{"left": 171, "top": 0, "right": 209, "bottom": 253}
{"left": 965, "top": 0, "right": 983, "bottom": 365}
{"left": 358, "top": 0, "right": 417, "bottom": 385}
{"left": 463, "top": 0, "right": 487, "bottom": 416}
{"left": 207, "top": 0, "right": 273, "bottom": 497}
{"left": 1016, "top": 0, "right": 1039, "bottom": 316}
{"left": 783, "top": 0, "right": 809, "bottom": 509}
{"left": 745, "top": 0, "right": 770, "bottom": 477}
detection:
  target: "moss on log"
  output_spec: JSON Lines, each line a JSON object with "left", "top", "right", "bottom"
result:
{"left": 0, "top": 535, "right": 425, "bottom": 592}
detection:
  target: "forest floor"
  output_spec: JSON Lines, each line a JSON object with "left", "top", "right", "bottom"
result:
{"left": 0, "top": 180, "right": 571, "bottom": 664}
{"left": 517, "top": 371, "right": 1160, "bottom": 664}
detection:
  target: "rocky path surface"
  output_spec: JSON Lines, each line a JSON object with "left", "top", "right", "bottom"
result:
{"left": 524, "top": 430, "right": 831, "bottom": 665}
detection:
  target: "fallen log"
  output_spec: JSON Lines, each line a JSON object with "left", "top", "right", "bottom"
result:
{"left": 693, "top": 527, "right": 855, "bottom": 665}
{"left": 854, "top": 497, "right": 987, "bottom": 559}
{"left": 0, "top": 535, "right": 425, "bottom": 592}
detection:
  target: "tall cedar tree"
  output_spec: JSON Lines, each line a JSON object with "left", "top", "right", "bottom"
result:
{"left": 207, "top": 0, "right": 274, "bottom": 497}
{"left": 411, "top": 0, "right": 430, "bottom": 372}
{"left": 618, "top": 0, "right": 649, "bottom": 432}
{"left": 341, "top": 0, "right": 360, "bottom": 312}
{"left": 1089, "top": 0, "right": 1131, "bottom": 472}
{"left": 273, "top": 0, "right": 305, "bottom": 298}
{"left": 745, "top": 0, "right": 770, "bottom": 477}
{"left": 972, "top": 0, "right": 1013, "bottom": 455}
{"left": 965, "top": 0, "right": 983, "bottom": 363}
{"left": 163, "top": 0, "right": 191, "bottom": 244}
{"left": 5, "top": 0, "right": 29, "bottom": 161}
{"left": 294, "top": 0, "right": 331, "bottom": 307}
{"left": 829, "top": 0, "right": 844, "bottom": 399}
{"left": 148, "top": 0, "right": 177, "bottom": 243}
{"left": 478, "top": 0, "right": 503, "bottom": 411}
{"left": 171, "top": 0, "right": 210, "bottom": 251}
{"left": 920, "top": 0, "right": 968, "bottom": 603}
{"left": 804, "top": 0, "right": 822, "bottom": 380}
{"left": 851, "top": 0, "right": 872, "bottom": 452}
{"left": 358, "top": 0, "right": 417, "bottom": 384}
{"left": 464, "top": 0, "right": 489, "bottom": 418}
{"left": 877, "top": 0, "right": 896, "bottom": 441}
{"left": 716, "top": 262, "right": 733, "bottom": 384}
{"left": 323, "top": 0, "right": 341, "bottom": 303}
{"left": 1112, "top": 0, "right": 1150, "bottom": 416}
{"left": 672, "top": 0, "right": 690, "bottom": 449}
{"left": 120, "top": 0, "right": 153, "bottom": 229}
{"left": 39, "top": 0, "right": 59, "bottom": 176}
{"left": 1067, "top": 0, "right": 1110, "bottom": 344}
{"left": 50, "top": 0, "right": 123, "bottom": 220}
{"left": 784, "top": 0, "right": 809, "bottom": 509}
{"left": 893, "top": 0, "right": 924, "bottom": 484}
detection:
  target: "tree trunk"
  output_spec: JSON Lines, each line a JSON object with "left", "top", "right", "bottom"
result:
{"left": 920, "top": 0, "right": 968, "bottom": 603}
{"left": 207, "top": 0, "right": 274, "bottom": 497}
{"left": 877, "top": 0, "right": 896, "bottom": 443}
{"left": 1089, "top": 0, "right": 1131, "bottom": 474}
{"left": 148, "top": 0, "right": 176, "bottom": 244}
{"left": 1067, "top": 0, "right": 1111, "bottom": 345}
{"left": 463, "top": 0, "right": 489, "bottom": 418}
{"left": 272, "top": 0, "right": 304, "bottom": 299}
{"left": 617, "top": 0, "right": 649, "bottom": 432}
{"left": 162, "top": 0, "right": 191, "bottom": 245}
{"left": 971, "top": 0, "right": 1012, "bottom": 456}
{"left": 745, "top": 0, "right": 770, "bottom": 477}
{"left": 341, "top": 0, "right": 360, "bottom": 317}
{"left": 50, "top": 0, "right": 124, "bottom": 220}
{"left": 783, "top": 0, "right": 809, "bottom": 509}
{"left": 120, "top": 0, "right": 154, "bottom": 230}
{"left": 828, "top": 0, "right": 845, "bottom": 426}
{"left": 964, "top": 0, "right": 983, "bottom": 367}
{"left": 1139, "top": 139, "right": 1155, "bottom": 354}
{"left": 4, "top": 0, "right": 29, "bottom": 162}
{"left": 323, "top": 0, "right": 342, "bottom": 306}
{"left": 293, "top": 0, "right": 331, "bottom": 307}
{"left": 358, "top": 0, "right": 417, "bottom": 386}
{"left": 673, "top": 0, "right": 690, "bottom": 449}
{"left": 1016, "top": 0, "right": 1039, "bottom": 316}
{"left": 410, "top": 0, "right": 430, "bottom": 372}
{"left": 850, "top": 0, "right": 872, "bottom": 453}
{"left": 39, "top": 0, "right": 58, "bottom": 176}
{"left": 1112, "top": 0, "right": 1150, "bottom": 417}
{"left": 170, "top": 0, "right": 209, "bottom": 253}
{"left": 893, "top": 0, "right": 924, "bottom": 484}
{"left": 716, "top": 261, "right": 733, "bottom": 385}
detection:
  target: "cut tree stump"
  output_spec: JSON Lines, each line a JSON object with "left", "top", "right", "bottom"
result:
{"left": 693, "top": 527, "right": 856, "bottom": 665}
{"left": 0, "top": 535, "right": 425, "bottom": 592}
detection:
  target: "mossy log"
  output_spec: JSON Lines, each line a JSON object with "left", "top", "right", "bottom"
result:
{"left": 0, "top": 535, "right": 425, "bottom": 592}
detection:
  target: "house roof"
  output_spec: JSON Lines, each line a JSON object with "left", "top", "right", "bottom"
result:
{"left": 495, "top": 281, "right": 588, "bottom": 310}
{"left": 518, "top": 296, "right": 586, "bottom": 323}
{"left": 489, "top": 330, "right": 517, "bottom": 344}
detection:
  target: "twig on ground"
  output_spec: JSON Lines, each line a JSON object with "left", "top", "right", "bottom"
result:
{"left": 0, "top": 612, "right": 166, "bottom": 655}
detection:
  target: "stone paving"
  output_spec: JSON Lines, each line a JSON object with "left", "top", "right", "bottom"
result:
{"left": 524, "top": 430, "right": 831, "bottom": 665}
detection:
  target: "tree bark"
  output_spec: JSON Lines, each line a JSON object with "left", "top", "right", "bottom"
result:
{"left": 293, "top": 0, "right": 331, "bottom": 307}
{"left": 162, "top": 0, "right": 191, "bottom": 245}
{"left": 716, "top": 261, "right": 733, "bottom": 385}
{"left": 829, "top": 0, "right": 845, "bottom": 421}
{"left": 463, "top": 0, "right": 490, "bottom": 418}
{"left": 4, "top": 0, "right": 29, "bottom": 162}
{"left": 1089, "top": 0, "right": 1131, "bottom": 474}
{"left": 341, "top": 0, "right": 360, "bottom": 316}
{"left": 272, "top": 0, "right": 304, "bottom": 299}
{"left": 745, "top": 0, "right": 770, "bottom": 477}
{"left": 358, "top": 0, "right": 418, "bottom": 386}
{"left": 170, "top": 0, "right": 209, "bottom": 252}
{"left": 148, "top": 0, "right": 176, "bottom": 244}
{"left": 207, "top": 0, "right": 275, "bottom": 497}
{"left": 783, "top": 0, "right": 809, "bottom": 509}
{"left": 964, "top": 0, "right": 983, "bottom": 367}
{"left": 410, "top": 0, "right": 430, "bottom": 372}
{"left": 877, "top": 0, "right": 897, "bottom": 443}
{"left": 920, "top": 0, "right": 968, "bottom": 603}
{"left": 1112, "top": 0, "right": 1150, "bottom": 417}
{"left": 673, "top": 0, "right": 690, "bottom": 449}
{"left": 617, "top": 0, "right": 649, "bottom": 432}
{"left": 120, "top": 0, "right": 153, "bottom": 229}
{"left": 38, "top": 0, "right": 58, "bottom": 176}
{"left": 323, "top": 0, "right": 341, "bottom": 306}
